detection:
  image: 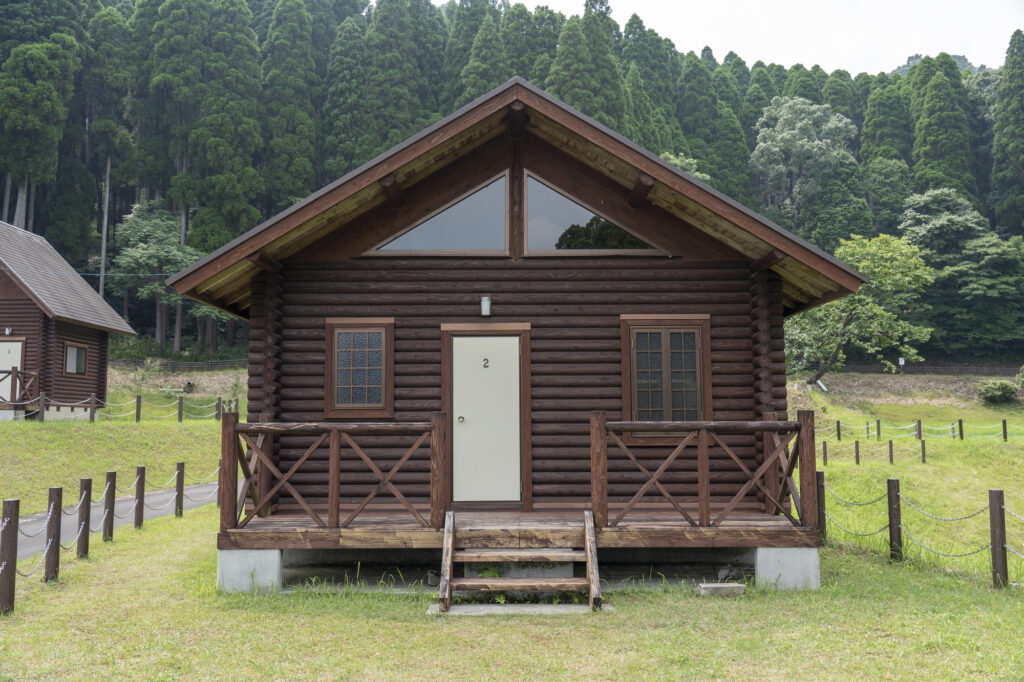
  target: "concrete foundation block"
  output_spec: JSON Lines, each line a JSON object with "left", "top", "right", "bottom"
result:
{"left": 754, "top": 547, "right": 820, "bottom": 590}
{"left": 218, "top": 549, "right": 283, "bottom": 593}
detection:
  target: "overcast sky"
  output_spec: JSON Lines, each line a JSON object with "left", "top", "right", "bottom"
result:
{"left": 467, "top": 0, "right": 1024, "bottom": 74}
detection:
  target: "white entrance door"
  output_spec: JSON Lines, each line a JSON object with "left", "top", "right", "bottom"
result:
{"left": 452, "top": 335, "right": 521, "bottom": 503}
{"left": 0, "top": 340, "right": 23, "bottom": 401}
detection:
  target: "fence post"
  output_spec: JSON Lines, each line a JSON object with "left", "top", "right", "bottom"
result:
{"left": 215, "top": 397, "right": 222, "bottom": 421}
{"left": 876, "top": 419, "right": 881, "bottom": 440}
{"left": 88, "top": 393, "right": 97, "bottom": 422}
{"left": 854, "top": 440, "right": 860, "bottom": 465}
{"left": 920, "top": 440, "right": 926, "bottom": 464}
{"left": 816, "top": 470, "right": 826, "bottom": 543}
{"left": 888, "top": 440, "right": 894, "bottom": 464}
{"left": 134, "top": 466, "right": 146, "bottom": 529}
{"left": 990, "top": 489, "right": 1008, "bottom": 589}
{"left": 0, "top": 499, "right": 18, "bottom": 614}
{"left": 887, "top": 478, "right": 902, "bottom": 561}
{"left": 915, "top": 420, "right": 921, "bottom": 440}
{"left": 175, "top": 462, "right": 184, "bottom": 517}
{"left": 957, "top": 419, "right": 963, "bottom": 440}
{"left": 177, "top": 395, "right": 183, "bottom": 423}
{"left": 77, "top": 479, "right": 91, "bottom": 558}
{"left": 103, "top": 472, "right": 115, "bottom": 542}
{"left": 836, "top": 420, "right": 841, "bottom": 441}
{"left": 44, "top": 487, "right": 61, "bottom": 582}
{"left": 821, "top": 440, "right": 827, "bottom": 466}
{"left": 590, "top": 411, "right": 608, "bottom": 529}
{"left": 38, "top": 391, "right": 46, "bottom": 422}
{"left": 220, "top": 412, "right": 238, "bottom": 532}
{"left": 135, "top": 395, "right": 142, "bottom": 423}
{"left": 1003, "top": 420, "right": 1008, "bottom": 442}
{"left": 797, "top": 410, "right": 817, "bottom": 529}
{"left": 865, "top": 422, "right": 870, "bottom": 439}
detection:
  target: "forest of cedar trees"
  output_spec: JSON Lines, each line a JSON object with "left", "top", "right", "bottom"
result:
{"left": 1, "top": 0, "right": 1023, "bottom": 373}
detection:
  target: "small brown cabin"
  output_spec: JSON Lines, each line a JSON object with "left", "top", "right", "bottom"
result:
{"left": 0, "top": 221, "right": 135, "bottom": 420}
{"left": 171, "top": 80, "right": 864, "bottom": 596}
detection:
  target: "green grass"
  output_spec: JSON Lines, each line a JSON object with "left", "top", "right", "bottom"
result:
{"left": 0, "top": 421, "right": 221, "bottom": 514}
{"left": 1, "top": 505, "right": 1022, "bottom": 679}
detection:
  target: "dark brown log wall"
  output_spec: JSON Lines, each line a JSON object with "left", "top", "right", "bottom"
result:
{"left": 47, "top": 322, "right": 107, "bottom": 403}
{"left": 247, "top": 257, "right": 787, "bottom": 512}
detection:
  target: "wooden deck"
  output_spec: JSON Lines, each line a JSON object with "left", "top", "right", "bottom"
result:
{"left": 218, "top": 509, "right": 820, "bottom": 551}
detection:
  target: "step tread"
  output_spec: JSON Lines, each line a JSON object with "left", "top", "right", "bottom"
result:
{"left": 454, "top": 548, "right": 586, "bottom": 562}
{"left": 451, "top": 577, "right": 590, "bottom": 591}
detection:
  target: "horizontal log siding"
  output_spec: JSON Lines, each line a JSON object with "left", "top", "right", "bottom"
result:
{"left": 48, "top": 322, "right": 107, "bottom": 403}
{"left": 247, "top": 257, "right": 787, "bottom": 512}
{"left": 0, "top": 299, "right": 43, "bottom": 378}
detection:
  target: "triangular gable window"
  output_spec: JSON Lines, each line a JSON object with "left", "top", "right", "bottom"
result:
{"left": 525, "top": 174, "right": 659, "bottom": 252}
{"left": 374, "top": 174, "right": 507, "bottom": 253}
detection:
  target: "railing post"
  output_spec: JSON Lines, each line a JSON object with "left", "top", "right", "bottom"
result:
{"left": 38, "top": 391, "right": 46, "bottom": 422}
{"left": 135, "top": 395, "right": 141, "bottom": 422}
{"left": 430, "top": 412, "right": 450, "bottom": 529}
{"left": 328, "top": 429, "right": 340, "bottom": 529}
{"left": 797, "top": 411, "right": 817, "bottom": 529}
{"left": 134, "top": 466, "right": 146, "bottom": 529}
{"left": 220, "top": 412, "right": 238, "bottom": 532}
{"left": 257, "top": 413, "right": 273, "bottom": 516}
{"left": 854, "top": 440, "right": 860, "bottom": 465}
{"left": 589, "top": 411, "right": 607, "bottom": 529}
{"left": 175, "top": 462, "right": 184, "bottom": 517}
{"left": 887, "top": 478, "right": 902, "bottom": 561}
{"left": 8, "top": 367, "right": 16, "bottom": 403}
{"left": 990, "top": 490, "right": 1008, "bottom": 588}
{"left": 762, "top": 411, "right": 780, "bottom": 514}
{"left": 89, "top": 393, "right": 97, "bottom": 422}
{"left": 77, "top": 479, "right": 91, "bottom": 558}
{"left": 103, "top": 472, "right": 115, "bottom": 542}
{"left": 0, "top": 499, "right": 18, "bottom": 614}
{"left": 816, "top": 471, "right": 826, "bottom": 543}
{"left": 215, "top": 397, "right": 222, "bottom": 421}
{"left": 177, "top": 395, "right": 184, "bottom": 423}
{"left": 697, "top": 428, "right": 711, "bottom": 527}
{"left": 44, "top": 487, "right": 61, "bottom": 582}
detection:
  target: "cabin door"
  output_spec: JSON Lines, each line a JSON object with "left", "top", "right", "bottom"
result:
{"left": 0, "top": 339, "right": 24, "bottom": 402}
{"left": 451, "top": 335, "right": 522, "bottom": 503}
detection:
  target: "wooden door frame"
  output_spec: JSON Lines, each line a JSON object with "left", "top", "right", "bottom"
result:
{"left": 441, "top": 322, "right": 532, "bottom": 511}
{"left": 0, "top": 337, "right": 27, "bottom": 408}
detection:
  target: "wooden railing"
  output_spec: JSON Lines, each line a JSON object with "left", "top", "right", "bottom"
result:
{"left": 0, "top": 367, "right": 37, "bottom": 404}
{"left": 589, "top": 410, "right": 818, "bottom": 530}
{"left": 219, "top": 412, "right": 450, "bottom": 533}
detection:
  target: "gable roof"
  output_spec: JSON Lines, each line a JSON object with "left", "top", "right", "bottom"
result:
{"left": 169, "top": 78, "right": 865, "bottom": 316}
{"left": 0, "top": 221, "right": 135, "bottom": 335}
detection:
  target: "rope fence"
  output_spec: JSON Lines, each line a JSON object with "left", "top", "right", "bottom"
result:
{"left": 818, "top": 472, "right": 1021, "bottom": 589}
{"left": 0, "top": 463, "right": 220, "bottom": 615}
{"left": 822, "top": 418, "right": 1020, "bottom": 443}
{"left": 0, "top": 393, "right": 240, "bottom": 424}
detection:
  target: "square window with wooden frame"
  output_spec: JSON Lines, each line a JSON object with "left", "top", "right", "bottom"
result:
{"left": 619, "top": 315, "right": 712, "bottom": 444}
{"left": 324, "top": 318, "right": 395, "bottom": 419}
{"left": 64, "top": 342, "right": 88, "bottom": 376}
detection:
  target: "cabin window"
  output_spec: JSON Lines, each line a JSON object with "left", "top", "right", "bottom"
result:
{"left": 620, "top": 316, "right": 711, "bottom": 436}
{"left": 64, "top": 343, "right": 87, "bottom": 376}
{"left": 525, "top": 174, "right": 659, "bottom": 253}
{"left": 374, "top": 174, "right": 507, "bottom": 253}
{"left": 325, "top": 318, "right": 395, "bottom": 419}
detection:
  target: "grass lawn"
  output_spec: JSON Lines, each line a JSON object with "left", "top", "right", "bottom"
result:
{"left": 0, "top": 421, "right": 221, "bottom": 514}
{"left": 0, "top": 504, "right": 1022, "bottom": 679}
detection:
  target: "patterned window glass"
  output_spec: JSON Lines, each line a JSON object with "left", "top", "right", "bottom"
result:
{"left": 335, "top": 328, "right": 385, "bottom": 407}
{"left": 632, "top": 328, "right": 700, "bottom": 422}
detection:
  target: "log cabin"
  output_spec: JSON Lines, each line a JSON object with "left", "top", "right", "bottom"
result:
{"left": 170, "top": 79, "right": 865, "bottom": 603}
{"left": 0, "top": 221, "right": 135, "bottom": 420}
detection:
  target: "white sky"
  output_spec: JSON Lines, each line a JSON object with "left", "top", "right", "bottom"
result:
{"left": 469, "top": 0, "right": 1024, "bottom": 74}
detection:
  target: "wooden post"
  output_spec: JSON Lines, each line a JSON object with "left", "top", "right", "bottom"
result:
{"left": 328, "top": 429, "right": 340, "bottom": 529}
{"left": 8, "top": 367, "right": 16, "bottom": 403}
{"left": 175, "top": 462, "right": 184, "bottom": 517}
{"left": 215, "top": 397, "right": 222, "bottom": 421}
{"left": 957, "top": 419, "right": 963, "bottom": 440}
{"left": 257, "top": 413, "right": 273, "bottom": 516}
{"left": 876, "top": 419, "right": 881, "bottom": 440}
{"left": 697, "top": 427, "right": 711, "bottom": 527}
{"left": 134, "top": 466, "right": 145, "bottom": 529}
{"left": 990, "top": 489, "right": 1008, "bottom": 588}
{"left": 821, "top": 440, "right": 827, "bottom": 466}
{"left": 865, "top": 422, "right": 870, "bottom": 439}
{"left": 135, "top": 395, "right": 141, "bottom": 422}
{"left": 1003, "top": 419, "right": 1008, "bottom": 442}
{"left": 589, "top": 412, "right": 608, "bottom": 529}
{"left": 915, "top": 420, "right": 921, "bottom": 440}
{"left": 88, "top": 393, "right": 97, "bottom": 422}
{"left": 854, "top": 440, "right": 860, "bottom": 464}
{"left": 887, "top": 478, "right": 902, "bottom": 561}
{"left": 38, "top": 391, "right": 45, "bottom": 422}
{"left": 836, "top": 420, "right": 841, "bottom": 441}
{"left": 177, "top": 395, "right": 183, "bottom": 423}
{"left": 0, "top": 499, "right": 18, "bottom": 614}
{"left": 103, "top": 472, "right": 115, "bottom": 541}
{"left": 77, "top": 479, "right": 91, "bottom": 558}
{"left": 44, "top": 487, "right": 61, "bottom": 582}
{"left": 816, "top": 471, "right": 827, "bottom": 543}
{"left": 430, "top": 412, "right": 450, "bottom": 530}
{"left": 920, "top": 440, "right": 926, "bottom": 463}
{"left": 762, "top": 412, "right": 780, "bottom": 513}
{"left": 797, "top": 411, "right": 817, "bottom": 529}
{"left": 220, "top": 412, "right": 238, "bottom": 532}
{"left": 888, "top": 440, "right": 894, "bottom": 464}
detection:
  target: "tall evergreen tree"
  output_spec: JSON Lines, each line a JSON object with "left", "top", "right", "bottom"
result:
{"left": 620, "top": 14, "right": 676, "bottom": 113}
{"left": 863, "top": 157, "right": 913, "bottom": 234}
{"left": 850, "top": 71, "right": 874, "bottom": 130}
{"left": 822, "top": 69, "right": 853, "bottom": 118}
{"left": 530, "top": 5, "right": 565, "bottom": 72}
{"left": 748, "top": 62, "right": 777, "bottom": 98}
{"left": 545, "top": 17, "right": 600, "bottom": 118}
{"left": 261, "top": 0, "right": 317, "bottom": 215}
{"left": 992, "top": 29, "right": 1024, "bottom": 234}
{"left": 700, "top": 45, "right": 717, "bottom": 71}
{"left": 741, "top": 82, "right": 770, "bottom": 147}
{"left": 722, "top": 51, "right": 749, "bottom": 91}
{"left": 500, "top": 3, "right": 537, "bottom": 79}
{"left": 860, "top": 84, "right": 913, "bottom": 165}
{"left": 623, "top": 62, "right": 666, "bottom": 152}
{"left": 323, "top": 15, "right": 367, "bottom": 177}
{"left": 783, "top": 64, "right": 821, "bottom": 103}
{"left": 0, "top": 0, "right": 89, "bottom": 62}
{"left": 457, "top": 13, "right": 506, "bottom": 105}
{"left": 712, "top": 65, "right": 742, "bottom": 118}
{"left": 440, "top": 0, "right": 490, "bottom": 110}
{"left": 911, "top": 70, "right": 976, "bottom": 204}
{"left": 407, "top": 0, "right": 447, "bottom": 115}
{"left": 582, "top": 0, "right": 626, "bottom": 128}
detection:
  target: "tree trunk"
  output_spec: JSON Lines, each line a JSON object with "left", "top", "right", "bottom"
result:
{"left": 123, "top": 287, "right": 130, "bottom": 319}
{"left": 173, "top": 301, "right": 183, "bottom": 353}
{"left": 197, "top": 316, "right": 205, "bottom": 348}
{"left": 2, "top": 172, "right": 10, "bottom": 222}
{"left": 806, "top": 309, "right": 857, "bottom": 384}
{"left": 155, "top": 300, "right": 164, "bottom": 352}
{"left": 12, "top": 177, "right": 27, "bottom": 228}
{"left": 206, "top": 317, "right": 216, "bottom": 356}
{"left": 26, "top": 181, "right": 35, "bottom": 232}
{"left": 99, "top": 156, "right": 112, "bottom": 296}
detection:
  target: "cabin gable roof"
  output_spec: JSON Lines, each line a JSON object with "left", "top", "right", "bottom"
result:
{"left": 169, "top": 78, "right": 865, "bottom": 316}
{"left": 0, "top": 221, "right": 135, "bottom": 335}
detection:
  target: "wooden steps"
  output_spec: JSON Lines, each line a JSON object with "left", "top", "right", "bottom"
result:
{"left": 438, "top": 510, "right": 602, "bottom": 612}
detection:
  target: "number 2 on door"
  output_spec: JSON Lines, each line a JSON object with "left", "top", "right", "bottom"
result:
{"left": 482, "top": 358, "right": 489, "bottom": 368}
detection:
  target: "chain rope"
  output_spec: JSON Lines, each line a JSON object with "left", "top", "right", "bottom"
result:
{"left": 1003, "top": 505, "right": 1024, "bottom": 524}
{"left": 113, "top": 499, "right": 140, "bottom": 520}
{"left": 15, "top": 538, "right": 52, "bottom": 577}
{"left": 59, "top": 521, "right": 87, "bottom": 551}
{"left": 89, "top": 508, "right": 110, "bottom": 534}
{"left": 115, "top": 475, "right": 141, "bottom": 494}
{"left": 824, "top": 485, "right": 887, "bottom": 507}
{"left": 824, "top": 511, "right": 888, "bottom": 537}
{"left": 1006, "top": 545, "right": 1024, "bottom": 561}
{"left": 18, "top": 503, "right": 54, "bottom": 537}
{"left": 184, "top": 468, "right": 219, "bottom": 484}
{"left": 61, "top": 490, "right": 89, "bottom": 516}
{"left": 898, "top": 494, "right": 989, "bottom": 522}
{"left": 182, "top": 487, "right": 219, "bottom": 503}
{"left": 148, "top": 473, "right": 179, "bottom": 490}
{"left": 899, "top": 525, "right": 991, "bottom": 558}
{"left": 143, "top": 496, "right": 177, "bottom": 512}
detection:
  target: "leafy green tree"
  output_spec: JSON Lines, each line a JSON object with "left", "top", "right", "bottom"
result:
{"left": 863, "top": 157, "right": 912, "bottom": 234}
{"left": 260, "top": 0, "right": 317, "bottom": 214}
{"left": 0, "top": 0, "right": 88, "bottom": 63}
{"left": 529, "top": 5, "right": 565, "bottom": 76}
{"left": 530, "top": 53, "right": 553, "bottom": 86}
{"left": 584, "top": 0, "right": 621, "bottom": 54}
{"left": 911, "top": 70, "right": 977, "bottom": 203}
{"left": 659, "top": 151, "right": 711, "bottom": 184}
{"left": 323, "top": 15, "right": 367, "bottom": 177}
{"left": 457, "top": 14, "right": 506, "bottom": 106}
{"left": 766, "top": 62, "right": 788, "bottom": 96}
{"left": 992, "top": 29, "right": 1024, "bottom": 234}
{"left": 555, "top": 215, "right": 648, "bottom": 249}
{"left": 786, "top": 234, "right": 934, "bottom": 382}
{"left": 127, "top": 0, "right": 176, "bottom": 195}
{"left": 964, "top": 68, "right": 999, "bottom": 217}
{"left": 860, "top": 84, "right": 913, "bottom": 165}
{"left": 822, "top": 69, "right": 853, "bottom": 118}
{"left": 406, "top": 0, "right": 447, "bottom": 116}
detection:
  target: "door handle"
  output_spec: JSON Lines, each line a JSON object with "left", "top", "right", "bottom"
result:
{"left": 457, "top": 416, "right": 465, "bottom": 423}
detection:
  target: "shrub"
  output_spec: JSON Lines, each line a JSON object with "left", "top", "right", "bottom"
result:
{"left": 1017, "top": 364, "right": 1024, "bottom": 392}
{"left": 975, "top": 379, "right": 1018, "bottom": 404}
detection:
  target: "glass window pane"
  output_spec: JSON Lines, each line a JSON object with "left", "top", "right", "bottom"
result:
{"left": 638, "top": 392, "right": 650, "bottom": 409}
{"left": 684, "top": 352, "right": 696, "bottom": 370}
{"left": 637, "top": 352, "right": 649, "bottom": 370}
{"left": 336, "top": 387, "right": 350, "bottom": 405}
{"left": 351, "top": 350, "right": 366, "bottom": 368}
{"left": 337, "top": 332, "right": 352, "bottom": 350}
{"left": 670, "top": 352, "right": 682, "bottom": 370}
{"left": 671, "top": 390, "right": 682, "bottom": 409}
{"left": 649, "top": 351, "right": 662, "bottom": 370}
{"left": 352, "top": 332, "right": 366, "bottom": 349}
{"left": 649, "top": 333, "right": 662, "bottom": 351}
{"left": 352, "top": 368, "right": 367, "bottom": 386}
{"left": 669, "top": 332, "right": 682, "bottom": 351}
{"left": 367, "top": 368, "right": 382, "bottom": 387}
{"left": 683, "top": 332, "right": 695, "bottom": 352}
{"left": 636, "top": 332, "right": 649, "bottom": 351}
{"left": 352, "top": 387, "right": 367, "bottom": 404}
{"left": 672, "top": 410, "right": 683, "bottom": 421}
{"left": 379, "top": 177, "right": 506, "bottom": 251}
{"left": 367, "top": 350, "right": 382, "bottom": 368}
{"left": 527, "top": 176, "right": 655, "bottom": 250}
{"left": 367, "top": 331, "right": 382, "bottom": 347}
{"left": 338, "top": 369, "right": 351, "bottom": 386}
{"left": 367, "top": 386, "right": 382, "bottom": 404}
{"left": 651, "top": 372, "right": 662, "bottom": 389}
{"left": 652, "top": 392, "right": 663, "bottom": 409}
